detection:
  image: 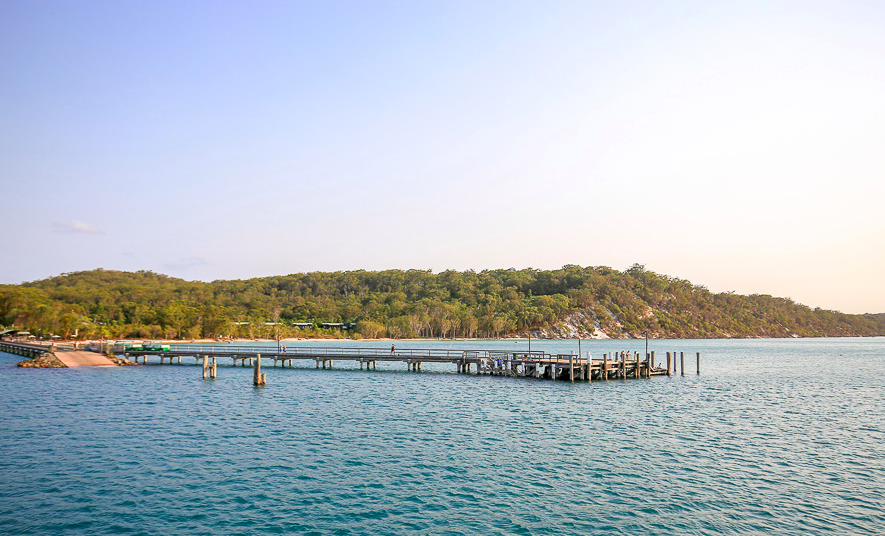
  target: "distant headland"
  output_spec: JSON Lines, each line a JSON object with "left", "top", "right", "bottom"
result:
{"left": 1, "top": 266, "right": 883, "bottom": 341}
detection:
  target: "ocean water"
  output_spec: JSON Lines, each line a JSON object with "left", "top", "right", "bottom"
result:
{"left": 1, "top": 338, "right": 883, "bottom": 535}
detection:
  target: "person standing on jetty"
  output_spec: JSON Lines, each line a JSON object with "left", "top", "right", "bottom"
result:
{"left": 391, "top": 344, "right": 395, "bottom": 354}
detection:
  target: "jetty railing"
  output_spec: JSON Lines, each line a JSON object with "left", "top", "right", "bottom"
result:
{"left": 117, "top": 343, "right": 555, "bottom": 361}
{"left": 0, "top": 340, "right": 55, "bottom": 358}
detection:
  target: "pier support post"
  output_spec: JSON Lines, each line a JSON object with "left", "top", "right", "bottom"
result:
{"left": 569, "top": 354, "right": 574, "bottom": 383}
{"left": 210, "top": 357, "right": 217, "bottom": 379}
{"left": 202, "top": 355, "right": 209, "bottom": 379}
{"left": 603, "top": 354, "right": 608, "bottom": 381}
{"left": 254, "top": 353, "right": 266, "bottom": 386}
{"left": 696, "top": 352, "right": 700, "bottom": 375}
{"left": 666, "top": 353, "right": 671, "bottom": 376}
{"left": 680, "top": 352, "right": 685, "bottom": 376}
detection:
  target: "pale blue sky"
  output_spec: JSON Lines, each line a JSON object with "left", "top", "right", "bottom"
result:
{"left": 1, "top": 1, "right": 883, "bottom": 313}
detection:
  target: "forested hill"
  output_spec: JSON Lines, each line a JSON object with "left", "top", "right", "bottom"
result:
{"left": 1, "top": 265, "right": 883, "bottom": 340}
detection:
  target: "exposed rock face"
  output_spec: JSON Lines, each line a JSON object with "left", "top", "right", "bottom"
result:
{"left": 517, "top": 311, "right": 614, "bottom": 339}
{"left": 17, "top": 353, "right": 66, "bottom": 368}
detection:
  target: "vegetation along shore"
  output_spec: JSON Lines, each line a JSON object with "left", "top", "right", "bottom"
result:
{"left": 1, "top": 265, "right": 883, "bottom": 341}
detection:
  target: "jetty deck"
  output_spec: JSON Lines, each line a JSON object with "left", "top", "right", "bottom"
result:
{"left": 118, "top": 344, "right": 699, "bottom": 381}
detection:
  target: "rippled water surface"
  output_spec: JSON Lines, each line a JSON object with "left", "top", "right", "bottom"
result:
{"left": 1, "top": 338, "right": 883, "bottom": 535}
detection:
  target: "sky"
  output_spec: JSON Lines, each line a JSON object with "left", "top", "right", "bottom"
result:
{"left": 1, "top": 0, "right": 883, "bottom": 314}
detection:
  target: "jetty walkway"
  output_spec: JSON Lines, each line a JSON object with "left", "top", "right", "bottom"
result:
{"left": 117, "top": 344, "right": 698, "bottom": 381}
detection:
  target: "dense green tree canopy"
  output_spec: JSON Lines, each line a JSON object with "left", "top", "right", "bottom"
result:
{"left": 1, "top": 266, "right": 882, "bottom": 340}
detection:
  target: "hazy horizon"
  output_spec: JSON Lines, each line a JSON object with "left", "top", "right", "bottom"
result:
{"left": 2, "top": 1, "right": 883, "bottom": 314}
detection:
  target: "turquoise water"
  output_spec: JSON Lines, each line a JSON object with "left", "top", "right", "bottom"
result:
{"left": 1, "top": 338, "right": 883, "bottom": 535}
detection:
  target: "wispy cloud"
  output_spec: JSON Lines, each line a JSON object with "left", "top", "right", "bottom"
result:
{"left": 52, "top": 220, "right": 104, "bottom": 235}
{"left": 165, "top": 257, "right": 210, "bottom": 270}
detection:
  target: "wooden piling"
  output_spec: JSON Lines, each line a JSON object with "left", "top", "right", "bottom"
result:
{"left": 202, "top": 354, "right": 209, "bottom": 379}
{"left": 569, "top": 354, "right": 574, "bottom": 383}
{"left": 696, "top": 352, "right": 700, "bottom": 375}
{"left": 254, "top": 353, "right": 266, "bottom": 386}
{"left": 603, "top": 353, "right": 608, "bottom": 381}
{"left": 680, "top": 352, "right": 685, "bottom": 376}
{"left": 210, "top": 356, "right": 217, "bottom": 379}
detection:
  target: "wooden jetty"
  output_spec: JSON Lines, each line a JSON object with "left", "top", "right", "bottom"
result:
{"left": 0, "top": 340, "right": 53, "bottom": 359}
{"left": 116, "top": 344, "right": 700, "bottom": 382}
